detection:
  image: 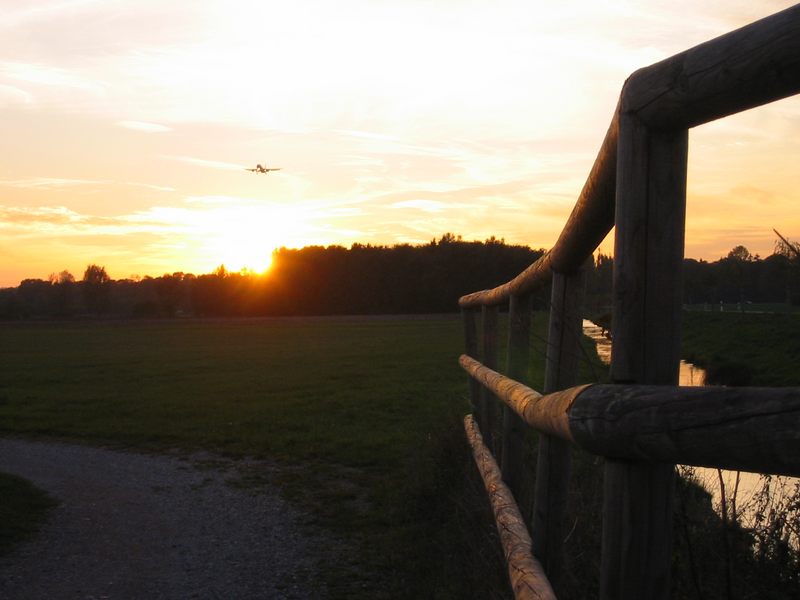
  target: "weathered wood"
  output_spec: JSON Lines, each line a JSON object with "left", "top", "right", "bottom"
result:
{"left": 460, "top": 373, "right": 800, "bottom": 476}
{"left": 459, "top": 8, "right": 800, "bottom": 312}
{"left": 457, "top": 9, "right": 800, "bottom": 598}
{"left": 602, "top": 461, "right": 674, "bottom": 598}
{"left": 462, "top": 308, "right": 481, "bottom": 414}
{"left": 611, "top": 119, "right": 688, "bottom": 385}
{"left": 459, "top": 354, "right": 587, "bottom": 441}
{"left": 623, "top": 5, "right": 800, "bottom": 130}
{"left": 548, "top": 114, "right": 619, "bottom": 274}
{"left": 463, "top": 415, "right": 557, "bottom": 600}
{"left": 603, "top": 115, "right": 688, "bottom": 600}
{"left": 568, "top": 384, "right": 800, "bottom": 477}
{"left": 502, "top": 294, "right": 533, "bottom": 507}
{"left": 531, "top": 268, "right": 587, "bottom": 592}
{"left": 481, "top": 305, "right": 500, "bottom": 453}
{"left": 458, "top": 114, "right": 618, "bottom": 310}
{"left": 459, "top": 253, "right": 553, "bottom": 309}
{"left": 543, "top": 269, "right": 588, "bottom": 393}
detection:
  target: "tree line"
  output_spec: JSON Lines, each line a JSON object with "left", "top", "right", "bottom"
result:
{"left": 586, "top": 243, "right": 800, "bottom": 317}
{"left": 0, "top": 235, "right": 544, "bottom": 319}
{"left": 2, "top": 236, "right": 798, "bottom": 320}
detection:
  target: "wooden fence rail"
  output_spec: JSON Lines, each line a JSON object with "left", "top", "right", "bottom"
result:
{"left": 458, "top": 5, "right": 800, "bottom": 599}
{"left": 461, "top": 355, "right": 800, "bottom": 477}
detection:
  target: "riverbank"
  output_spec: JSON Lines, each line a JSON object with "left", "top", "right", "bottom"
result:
{"left": 583, "top": 314, "right": 800, "bottom": 598}
{"left": 588, "top": 310, "right": 800, "bottom": 387}
{"left": 681, "top": 311, "right": 800, "bottom": 386}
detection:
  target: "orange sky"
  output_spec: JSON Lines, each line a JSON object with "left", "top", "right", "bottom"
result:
{"left": 1, "top": 0, "right": 799, "bottom": 286}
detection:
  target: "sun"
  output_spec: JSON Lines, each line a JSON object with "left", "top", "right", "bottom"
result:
{"left": 203, "top": 211, "right": 280, "bottom": 273}
{"left": 207, "top": 228, "right": 274, "bottom": 273}
{"left": 185, "top": 201, "right": 315, "bottom": 275}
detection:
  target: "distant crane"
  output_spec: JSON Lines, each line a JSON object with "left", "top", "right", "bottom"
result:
{"left": 246, "top": 164, "right": 281, "bottom": 174}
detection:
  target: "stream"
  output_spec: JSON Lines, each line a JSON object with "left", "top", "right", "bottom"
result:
{"left": 582, "top": 320, "right": 794, "bottom": 527}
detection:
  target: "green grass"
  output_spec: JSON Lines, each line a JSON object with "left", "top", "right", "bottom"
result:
{"left": 0, "top": 316, "right": 473, "bottom": 596}
{"left": 0, "top": 472, "right": 57, "bottom": 556}
{"left": 0, "top": 314, "right": 605, "bottom": 597}
{"left": 0, "top": 317, "right": 466, "bottom": 462}
{"left": 682, "top": 311, "right": 800, "bottom": 386}
{"left": 685, "top": 303, "right": 800, "bottom": 315}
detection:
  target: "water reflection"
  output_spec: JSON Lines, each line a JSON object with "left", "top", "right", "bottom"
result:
{"left": 581, "top": 319, "right": 775, "bottom": 525}
{"left": 581, "top": 318, "right": 706, "bottom": 387}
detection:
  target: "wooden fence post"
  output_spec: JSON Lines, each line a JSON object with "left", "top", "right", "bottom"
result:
{"left": 602, "top": 113, "right": 688, "bottom": 600}
{"left": 531, "top": 267, "right": 586, "bottom": 593}
{"left": 481, "top": 304, "right": 500, "bottom": 454}
{"left": 463, "top": 308, "right": 481, "bottom": 415}
{"left": 502, "top": 293, "right": 532, "bottom": 509}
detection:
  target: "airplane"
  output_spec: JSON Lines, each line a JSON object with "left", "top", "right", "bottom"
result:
{"left": 246, "top": 164, "right": 282, "bottom": 174}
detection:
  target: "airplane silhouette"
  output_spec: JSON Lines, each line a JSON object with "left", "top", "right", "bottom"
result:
{"left": 246, "top": 164, "right": 281, "bottom": 174}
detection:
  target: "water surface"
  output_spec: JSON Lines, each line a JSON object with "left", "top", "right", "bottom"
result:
{"left": 581, "top": 319, "right": 784, "bottom": 525}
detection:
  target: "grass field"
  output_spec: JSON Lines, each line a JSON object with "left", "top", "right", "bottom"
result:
{"left": 7, "top": 311, "right": 798, "bottom": 596}
{"left": 0, "top": 314, "right": 607, "bottom": 597}
{"left": 682, "top": 311, "right": 800, "bottom": 386}
{"left": 0, "top": 316, "right": 466, "bottom": 596}
{"left": 0, "top": 316, "right": 467, "bottom": 463}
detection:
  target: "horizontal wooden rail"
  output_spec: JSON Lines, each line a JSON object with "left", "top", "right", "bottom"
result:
{"left": 458, "top": 114, "right": 618, "bottom": 309}
{"left": 464, "top": 415, "right": 557, "bottom": 600}
{"left": 459, "top": 354, "right": 584, "bottom": 442}
{"left": 622, "top": 4, "right": 800, "bottom": 130}
{"left": 458, "top": 4, "right": 800, "bottom": 310}
{"left": 460, "top": 354, "right": 800, "bottom": 477}
{"left": 570, "top": 384, "right": 800, "bottom": 476}
{"left": 458, "top": 7, "right": 800, "bottom": 598}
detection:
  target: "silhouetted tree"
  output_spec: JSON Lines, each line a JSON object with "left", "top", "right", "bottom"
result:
{"left": 727, "top": 245, "right": 756, "bottom": 262}
{"left": 9, "top": 235, "right": 800, "bottom": 320}
{"left": 586, "top": 253, "right": 613, "bottom": 316}
{"left": 17, "top": 279, "right": 52, "bottom": 316}
{"left": 49, "top": 270, "right": 76, "bottom": 316}
{"left": 82, "top": 264, "right": 111, "bottom": 315}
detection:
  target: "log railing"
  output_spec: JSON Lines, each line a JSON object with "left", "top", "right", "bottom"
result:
{"left": 458, "top": 5, "right": 800, "bottom": 599}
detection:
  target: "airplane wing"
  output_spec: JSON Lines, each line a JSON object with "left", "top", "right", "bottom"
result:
{"left": 246, "top": 165, "right": 282, "bottom": 173}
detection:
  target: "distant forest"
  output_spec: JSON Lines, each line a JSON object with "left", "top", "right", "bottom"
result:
{"left": 2, "top": 235, "right": 799, "bottom": 319}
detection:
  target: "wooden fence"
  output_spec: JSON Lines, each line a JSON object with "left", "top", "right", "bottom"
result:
{"left": 459, "top": 6, "right": 800, "bottom": 599}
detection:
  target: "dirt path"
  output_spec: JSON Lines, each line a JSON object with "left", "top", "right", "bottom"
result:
{"left": 0, "top": 438, "right": 335, "bottom": 599}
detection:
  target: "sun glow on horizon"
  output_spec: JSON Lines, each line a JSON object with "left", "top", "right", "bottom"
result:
{"left": 1, "top": 1, "right": 799, "bottom": 288}
{"left": 164, "top": 200, "right": 319, "bottom": 275}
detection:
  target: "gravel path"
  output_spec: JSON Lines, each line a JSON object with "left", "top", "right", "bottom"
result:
{"left": 0, "top": 438, "right": 337, "bottom": 599}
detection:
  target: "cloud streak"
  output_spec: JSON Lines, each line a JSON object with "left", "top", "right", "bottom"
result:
{"left": 161, "top": 155, "right": 246, "bottom": 171}
{"left": 0, "top": 178, "right": 175, "bottom": 193}
{"left": 0, "top": 177, "right": 107, "bottom": 189}
{"left": 117, "top": 120, "right": 172, "bottom": 133}
{"left": 1, "top": 1, "right": 798, "bottom": 286}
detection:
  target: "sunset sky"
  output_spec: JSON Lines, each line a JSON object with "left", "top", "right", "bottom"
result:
{"left": 2, "top": 0, "right": 799, "bottom": 286}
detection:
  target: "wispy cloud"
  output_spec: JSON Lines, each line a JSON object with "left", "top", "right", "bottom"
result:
{"left": 391, "top": 200, "right": 449, "bottom": 213}
{"left": 0, "top": 83, "right": 33, "bottom": 105}
{"left": 184, "top": 195, "right": 249, "bottom": 205}
{"left": 335, "top": 129, "right": 400, "bottom": 143}
{"left": 117, "top": 120, "right": 172, "bottom": 133}
{"left": 0, "top": 177, "right": 174, "bottom": 193}
{"left": 2, "top": 1, "right": 111, "bottom": 28}
{"left": 0, "top": 61, "right": 103, "bottom": 92}
{"left": 0, "top": 205, "right": 84, "bottom": 225}
{"left": 161, "top": 155, "right": 245, "bottom": 171}
{"left": 0, "top": 205, "right": 139, "bottom": 232}
{"left": 0, "top": 177, "right": 106, "bottom": 189}
{"left": 122, "top": 181, "right": 176, "bottom": 192}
